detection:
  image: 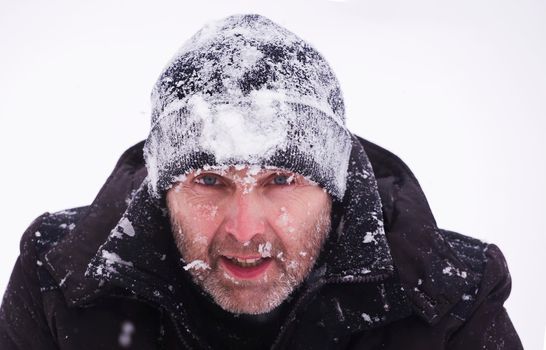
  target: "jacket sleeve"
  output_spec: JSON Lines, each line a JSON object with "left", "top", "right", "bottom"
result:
{"left": 0, "top": 214, "right": 59, "bottom": 350}
{"left": 447, "top": 244, "right": 523, "bottom": 350}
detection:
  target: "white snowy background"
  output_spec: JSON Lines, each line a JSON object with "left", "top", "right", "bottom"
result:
{"left": 1, "top": 0, "right": 545, "bottom": 348}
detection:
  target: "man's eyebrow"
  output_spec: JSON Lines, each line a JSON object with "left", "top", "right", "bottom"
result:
{"left": 190, "top": 169, "right": 227, "bottom": 177}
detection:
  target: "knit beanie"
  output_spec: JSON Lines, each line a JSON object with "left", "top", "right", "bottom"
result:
{"left": 143, "top": 14, "right": 352, "bottom": 200}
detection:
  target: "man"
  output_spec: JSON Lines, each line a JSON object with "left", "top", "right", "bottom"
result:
{"left": 0, "top": 14, "right": 522, "bottom": 349}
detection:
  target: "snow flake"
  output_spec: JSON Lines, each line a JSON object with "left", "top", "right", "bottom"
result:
{"left": 442, "top": 265, "right": 468, "bottom": 278}
{"left": 363, "top": 231, "right": 377, "bottom": 244}
{"left": 117, "top": 217, "right": 136, "bottom": 237}
{"left": 183, "top": 260, "right": 210, "bottom": 271}
{"left": 258, "top": 242, "right": 272, "bottom": 257}
{"left": 118, "top": 321, "right": 135, "bottom": 348}
{"left": 102, "top": 250, "right": 134, "bottom": 267}
{"left": 361, "top": 313, "right": 372, "bottom": 323}
{"left": 462, "top": 294, "right": 473, "bottom": 301}
{"left": 59, "top": 271, "right": 72, "bottom": 286}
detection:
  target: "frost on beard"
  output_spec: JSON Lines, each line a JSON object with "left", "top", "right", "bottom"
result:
{"left": 183, "top": 260, "right": 210, "bottom": 271}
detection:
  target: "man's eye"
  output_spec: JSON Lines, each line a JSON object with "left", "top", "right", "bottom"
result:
{"left": 271, "top": 174, "right": 293, "bottom": 186}
{"left": 195, "top": 175, "right": 220, "bottom": 186}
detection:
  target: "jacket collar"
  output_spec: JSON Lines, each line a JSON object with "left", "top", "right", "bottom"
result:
{"left": 44, "top": 135, "right": 481, "bottom": 333}
{"left": 360, "top": 137, "right": 482, "bottom": 323}
{"left": 44, "top": 141, "right": 148, "bottom": 304}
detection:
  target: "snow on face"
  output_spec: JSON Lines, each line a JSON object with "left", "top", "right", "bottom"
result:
{"left": 166, "top": 165, "right": 332, "bottom": 314}
{"left": 258, "top": 241, "right": 272, "bottom": 258}
{"left": 183, "top": 260, "right": 210, "bottom": 271}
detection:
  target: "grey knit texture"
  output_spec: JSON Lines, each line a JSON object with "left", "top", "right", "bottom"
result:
{"left": 144, "top": 14, "right": 352, "bottom": 200}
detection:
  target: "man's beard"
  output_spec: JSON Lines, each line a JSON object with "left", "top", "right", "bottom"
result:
{"left": 169, "top": 207, "right": 332, "bottom": 315}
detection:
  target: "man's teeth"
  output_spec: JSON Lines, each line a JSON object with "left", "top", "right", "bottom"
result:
{"left": 227, "top": 257, "right": 264, "bottom": 267}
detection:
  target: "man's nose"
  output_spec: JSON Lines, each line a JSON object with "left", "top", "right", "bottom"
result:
{"left": 224, "top": 192, "right": 265, "bottom": 243}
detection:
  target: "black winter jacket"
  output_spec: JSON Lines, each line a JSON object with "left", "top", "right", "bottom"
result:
{"left": 0, "top": 136, "right": 523, "bottom": 349}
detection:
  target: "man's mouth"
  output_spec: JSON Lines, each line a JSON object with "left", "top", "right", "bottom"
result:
{"left": 220, "top": 256, "right": 273, "bottom": 279}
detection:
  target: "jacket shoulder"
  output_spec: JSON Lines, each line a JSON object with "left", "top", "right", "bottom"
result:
{"left": 440, "top": 229, "right": 489, "bottom": 279}
{"left": 1, "top": 208, "right": 89, "bottom": 349}
{"left": 440, "top": 229, "right": 514, "bottom": 305}
{"left": 18, "top": 207, "right": 89, "bottom": 291}
{"left": 21, "top": 207, "right": 88, "bottom": 254}
{"left": 441, "top": 232, "right": 523, "bottom": 348}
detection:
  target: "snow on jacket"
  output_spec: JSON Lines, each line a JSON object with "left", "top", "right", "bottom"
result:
{"left": 0, "top": 136, "right": 523, "bottom": 349}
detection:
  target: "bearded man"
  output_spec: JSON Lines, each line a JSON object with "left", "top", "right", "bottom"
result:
{"left": 0, "top": 14, "right": 522, "bottom": 349}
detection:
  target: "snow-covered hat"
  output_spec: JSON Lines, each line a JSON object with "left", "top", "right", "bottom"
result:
{"left": 144, "top": 14, "right": 352, "bottom": 200}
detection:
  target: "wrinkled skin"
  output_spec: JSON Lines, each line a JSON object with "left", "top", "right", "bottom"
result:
{"left": 166, "top": 166, "right": 332, "bottom": 314}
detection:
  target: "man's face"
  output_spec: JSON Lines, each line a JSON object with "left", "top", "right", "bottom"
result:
{"left": 166, "top": 166, "right": 332, "bottom": 314}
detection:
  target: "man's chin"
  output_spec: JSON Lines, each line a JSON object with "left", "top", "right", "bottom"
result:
{"left": 211, "top": 287, "right": 289, "bottom": 315}
{"left": 200, "top": 271, "right": 295, "bottom": 315}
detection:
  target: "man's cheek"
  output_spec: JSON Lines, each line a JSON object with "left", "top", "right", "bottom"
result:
{"left": 273, "top": 206, "right": 309, "bottom": 240}
{"left": 181, "top": 207, "right": 221, "bottom": 236}
{"left": 194, "top": 203, "right": 220, "bottom": 221}
{"left": 190, "top": 232, "right": 210, "bottom": 248}
{"left": 274, "top": 207, "right": 292, "bottom": 229}
{"left": 182, "top": 220, "right": 217, "bottom": 253}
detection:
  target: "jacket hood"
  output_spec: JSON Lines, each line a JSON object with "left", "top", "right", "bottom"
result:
{"left": 43, "top": 135, "right": 482, "bottom": 346}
